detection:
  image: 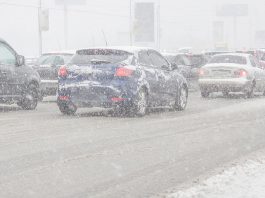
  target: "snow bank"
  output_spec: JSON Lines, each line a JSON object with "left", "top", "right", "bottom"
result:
{"left": 167, "top": 154, "right": 265, "bottom": 198}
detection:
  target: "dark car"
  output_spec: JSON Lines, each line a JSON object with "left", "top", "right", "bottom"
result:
{"left": 163, "top": 53, "right": 197, "bottom": 78}
{"left": 33, "top": 51, "right": 74, "bottom": 97}
{"left": 189, "top": 54, "right": 208, "bottom": 68}
{"left": 57, "top": 47, "right": 188, "bottom": 116}
{"left": 0, "top": 39, "right": 40, "bottom": 109}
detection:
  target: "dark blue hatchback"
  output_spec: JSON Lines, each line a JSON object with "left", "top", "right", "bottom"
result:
{"left": 57, "top": 47, "right": 188, "bottom": 116}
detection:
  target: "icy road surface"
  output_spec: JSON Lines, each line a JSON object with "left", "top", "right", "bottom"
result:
{"left": 1, "top": 93, "right": 265, "bottom": 198}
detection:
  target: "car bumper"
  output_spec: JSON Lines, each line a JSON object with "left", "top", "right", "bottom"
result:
{"left": 57, "top": 83, "right": 135, "bottom": 108}
{"left": 40, "top": 80, "right": 58, "bottom": 96}
{"left": 199, "top": 78, "right": 252, "bottom": 92}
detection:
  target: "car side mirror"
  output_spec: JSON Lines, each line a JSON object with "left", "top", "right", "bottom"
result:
{"left": 171, "top": 63, "right": 179, "bottom": 70}
{"left": 161, "top": 64, "right": 171, "bottom": 71}
{"left": 17, "top": 55, "right": 25, "bottom": 66}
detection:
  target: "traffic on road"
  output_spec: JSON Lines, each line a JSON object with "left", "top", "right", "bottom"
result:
{"left": 1, "top": 1, "right": 265, "bottom": 198}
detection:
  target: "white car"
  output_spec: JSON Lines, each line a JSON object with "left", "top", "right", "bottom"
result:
{"left": 198, "top": 53, "right": 265, "bottom": 98}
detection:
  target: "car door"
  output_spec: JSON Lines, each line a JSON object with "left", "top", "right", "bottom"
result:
{"left": 0, "top": 42, "right": 18, "bottom": 96}
{"left": 175, "top": 55, "right": 191, "bottom": 78}
{"left": 253, "top": 56, "right": 265, "bottom": 91}
{"left": 138, "top": 50, "right": 160, "bottom": 105}
{"left": 249, "top": 55, "right": 265, "bottom": 91}
{"left": 148, "top": 50, "right": 176, "bottom": 105}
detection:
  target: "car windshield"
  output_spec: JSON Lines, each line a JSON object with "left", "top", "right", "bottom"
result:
{"left": 209, "top": 55, "right": 247, "bottom": 64}
{"left": 69, "top": 49, "right": 132, "bottom": 65}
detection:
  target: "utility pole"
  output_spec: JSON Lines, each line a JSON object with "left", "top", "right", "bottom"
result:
{"left": 129, "top": 0, "right": 133, "bottom": 46}
{"left": 101, "top": 29, "right": 108, "bottom": 46}
{"left": 157, "top": 1, "right": 161, "bottom": 50}
{"left": 233, "top": 16, "right": 237, "bottom": 50}
{"left": 64, "top": 2, "right": 68, "bottom": 49}
{"left": 38, "top": 0, "right": 42, "bottom": 56}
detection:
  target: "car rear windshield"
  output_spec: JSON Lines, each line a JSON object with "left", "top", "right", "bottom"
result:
{"left": 209, "top": 55, "right": 247, "bottom": 65}
{"left": 69, "top": 49, "right": 132, "bottom": 65}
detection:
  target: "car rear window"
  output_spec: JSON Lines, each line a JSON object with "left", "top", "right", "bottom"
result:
{"left": 69, "top": 49, "right": 132, "bottom": 65}
{"left": 209, "top": 55, "right": 247, "bottom": 65}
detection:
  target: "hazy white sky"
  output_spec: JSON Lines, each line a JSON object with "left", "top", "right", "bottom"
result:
{"left": 0, "top": 0, "right": 264, "bottom": 56}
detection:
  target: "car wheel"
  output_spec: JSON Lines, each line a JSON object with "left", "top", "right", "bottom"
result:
{"left": 133, "top": 89, "right": 147, "bottom": 117}
{"left": 201, "top": 90, "right": 210, "bottom": 98}
{"left": 58, "top": 103, "right": 77, "bottom": 115}
{"left": 245, "top": 83, "right": 254, "bottom": 98}
{"left": 39, "top": 93, "right": 44, "bottom": 102}
{"left": 18, "top": 84, "right": 39, "bottom": 110}
{"left": 175, "top": 86, "right": 188, "bottom": 111}
{"left": 222, "top": 91, "right": 229, "bottom": 97}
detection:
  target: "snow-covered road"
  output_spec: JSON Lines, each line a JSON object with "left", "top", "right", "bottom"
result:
{"left": 1, "top": 93, "right": 265, "bottom": 198}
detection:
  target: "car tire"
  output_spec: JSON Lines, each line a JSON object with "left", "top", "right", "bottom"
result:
{"left": 222, "top": 91, "right": 229, "bottom": 97}
{"left": 201, "top": 90, "right": 210, "bottom": 98}
{"left": 132, "top": 89, "right": 147, "bottom": 117}
{"left": 18, "top": 83, "right": 39, "bottom": 110}
{"left": 174, "top": 86, "right": 188, "bottom": 111}
{"left": 39, "top": 93, "right": 44, "bottom": 102}
{"left": 245, "top": 82, "right": 255, "bottom": 98}
{"left": 58, "top": 103, "right": 77, "bottom": 115}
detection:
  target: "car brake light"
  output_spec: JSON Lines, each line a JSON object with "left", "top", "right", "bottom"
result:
{"left": 199, "top": 68, "right": 208, "bottom": 76}
{"left": 115, "top": 68, "right": 134, "bottom": 77}
{"left": 58, "top": 66, "right": 68, "bottom": 78}
{"left": 59, "top": 96, "right": 69, "bottom": 101}
{"left": 234, "top": 69, "right": 248, "bottom": 78}
{"left": 111, "top": 97, "right": 126, "bottom": 102}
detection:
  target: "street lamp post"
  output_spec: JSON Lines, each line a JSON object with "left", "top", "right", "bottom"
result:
{"left": 64, "top": 2, "right": 68, "bottom": 49}
{"left": 129, "top": 0, "right": 133, "bottom": 46}
{"left": 38, "top": 0, "right": 42, "bottom": 56}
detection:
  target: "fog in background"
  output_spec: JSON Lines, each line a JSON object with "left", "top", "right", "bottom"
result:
{"left": 0, "top": 0, "right": 264, "bottom": 56}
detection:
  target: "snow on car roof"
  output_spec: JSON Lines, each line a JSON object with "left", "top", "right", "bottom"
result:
{"left": 76, "top": 46, "right": 156, "bottom": 55}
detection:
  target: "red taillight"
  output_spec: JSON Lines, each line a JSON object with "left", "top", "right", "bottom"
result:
{"left": 199, "top": 68, "right": 208, "bottom": 76}
{"left": 115, "top": 67, "right": 134, "bottom": 77}
{"left": 58, "top": 66, "right": 68, "bottom": 78}
{"left": 59, "top": 96, "right": 69, "bottom": 101}
{"left": 234, "top": 69, "right": 248, "bottom": 78}
{"left": 111, "top": 97, "right": 126, "bottom": 102}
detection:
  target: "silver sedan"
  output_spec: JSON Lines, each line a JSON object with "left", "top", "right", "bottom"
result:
{"left": 198, "top": 53, "right": 265, "bottom": 98}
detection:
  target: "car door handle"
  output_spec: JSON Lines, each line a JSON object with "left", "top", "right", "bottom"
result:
{"left": 0, "top": 72, "right": 7, "bottom": 75}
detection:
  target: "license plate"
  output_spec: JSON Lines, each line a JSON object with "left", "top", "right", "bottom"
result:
{"left": 213, "top": 70, "right": 230, "bottom": 76}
